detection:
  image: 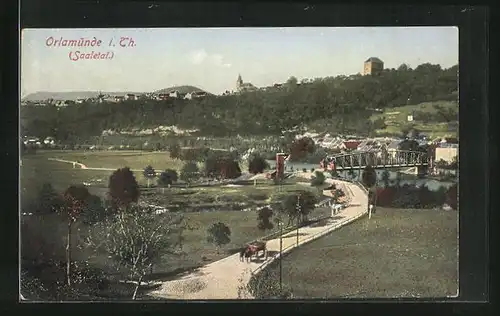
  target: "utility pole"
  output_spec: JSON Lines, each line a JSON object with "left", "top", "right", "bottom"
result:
{"left": 279, "top": 219, "right": 283, "bottom": 293}
{"left": 296, "top": 194, "right": 301, "bottom": 246}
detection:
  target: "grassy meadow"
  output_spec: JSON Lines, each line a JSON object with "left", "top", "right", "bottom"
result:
{"left": 369, "top": 101, "right": 458, "bottom": 138}
{"left": 252, "top": 207, "right": 458, "bottom": 298}
{"left": 21, "top": 150, "right": 330, "bottom": 282}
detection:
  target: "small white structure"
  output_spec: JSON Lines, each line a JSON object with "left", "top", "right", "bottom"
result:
{"left": 368, "top": 204, "right": 374, "bottom": 219}
{"left": 407, "top": 114, "right": 414, "bottom": 122}
{"left": 169, "top": 90, "right": 180, "bottom": 98}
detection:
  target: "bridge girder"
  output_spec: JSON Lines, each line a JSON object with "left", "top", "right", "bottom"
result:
{"left": 326, "top": 150, "right": 429, "bottom": 170}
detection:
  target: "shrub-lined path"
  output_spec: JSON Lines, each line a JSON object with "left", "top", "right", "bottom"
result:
{"left": 149, "top": 178, "right": 369, "bottom": 299}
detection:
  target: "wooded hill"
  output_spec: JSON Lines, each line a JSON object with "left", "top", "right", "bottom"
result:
{"left": 21, "top": 63, "right": 457, "bottom": 141}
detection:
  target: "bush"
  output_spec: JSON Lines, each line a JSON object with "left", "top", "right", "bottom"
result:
{"left": 248, "top": 154, "right": 270, "bottom": 174}
{"left": 375, "top": 184, "right": 449, "bottom": 209}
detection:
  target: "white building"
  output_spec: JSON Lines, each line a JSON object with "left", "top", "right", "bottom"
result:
{"left": 435, "top": 143, "right": 458, "bottom": 163}
{"left": 169, "top": 90, "right": 180, "bottom": 98}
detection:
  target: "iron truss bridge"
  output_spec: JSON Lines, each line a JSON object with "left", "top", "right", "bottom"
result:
{"left": 325, "top": 150, "right": 429, "bottom": 170}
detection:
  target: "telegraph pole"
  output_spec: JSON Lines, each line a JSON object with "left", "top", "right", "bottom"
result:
{"left": 279, "top": 219, "right": 283, "bottom": 293}
{"left": 296, "top": 194, "right": 301, "bottom": 246}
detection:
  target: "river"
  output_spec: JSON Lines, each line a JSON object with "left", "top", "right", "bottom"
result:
{"left": 266, "top": 160, "right": 455, "bottom": 191}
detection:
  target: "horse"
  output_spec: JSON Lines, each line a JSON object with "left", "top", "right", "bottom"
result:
{"left": 243, "top": 241, "right": 267, "bottom": 263}
{"left": 239, "top": 247, "right": 246, "bottom": 262}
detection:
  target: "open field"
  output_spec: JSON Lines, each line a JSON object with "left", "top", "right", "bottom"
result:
{"left": 369, "top": 101, "right": 458, "bottom": 138}
{"left": 21, "top": 150, "right": 193, "bottom": 202}
{"left": 21, "top": 150, "right": 331, "bottom": 284}
{"left": 251, "top": 208, "right": 458, "bottom": 298}
{"left": 22, "top": 197, "right": 331, "bottom": 285}
{"left": 49, "top": 150, "right": 184, "bottom": 171}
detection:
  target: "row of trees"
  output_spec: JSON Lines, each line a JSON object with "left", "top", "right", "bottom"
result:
{"left": 21, "top": 63, "right": 458, "bottom": 140}
{"left": 359, "top": 165, "right": 457, "bottom": 211}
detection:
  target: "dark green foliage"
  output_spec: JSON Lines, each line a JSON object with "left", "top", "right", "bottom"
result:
{"left": 36, "top": 182, "right": 63, "bottom": 214}
{"left": 81, "top": 195, "right": 107, "bottom": 225}
{"left": 206, "top": 222, "right": 231, "bottom": 252}
{"left": 281, "top": 191, "right": 317, "bottom": 225}
{"left": 375, "top": 184, "right": 454, "bottom": 209}
{"left": 157, "top": 169, "right": 178, "bottom": 186}
{"left": 248, "top": 154, "right": 270, "bottom": 174}
{"left": 143, "top": 165, "right": 156, "bottom": 179}
{"left": 257, "top": 207, "right": 274, "bottom": 231}
{"left": 180, "top": 147, "right": 211, "bottom": 162}
{"left": 362, "top": 165, "right": 377, "bottom": 188}
{"left": 20, "top": 64, "right": 458, "bottom": 139}
{"left": 310, "top": 171, "right": 326, "bottom": 187}
{"left": 168, "top": 143, "right": 181, "bottom": 159}
{"left": 289, "top": 137, "right": 316, "bottom": 161}
{"left": 180, "top": 161, "right": 200, "bottom": 184}
{"left": 398, "top": 139, "right": 420, "bottom": 151}
{"left": 108, "top": 167, "right": 140, "bottom": 209}
{"left": 204, "top": 153, "right": 242, "bottom": 179}
{"left": 381, "top": 170, "right": 391, "bottom": 187}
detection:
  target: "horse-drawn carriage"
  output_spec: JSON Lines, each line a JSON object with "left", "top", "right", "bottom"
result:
{"left": 240, "top": 240, "right": 267, "bottom": 263}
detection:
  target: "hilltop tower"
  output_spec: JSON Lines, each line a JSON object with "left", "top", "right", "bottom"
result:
{"left": 236, "top": 74, "right": 243, "bottom": 90}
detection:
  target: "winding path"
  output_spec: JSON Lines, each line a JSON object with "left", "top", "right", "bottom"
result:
{"left": 149, "top": 177, "right": 369, "bottom": 300}
{"left": 46, "top": 157, "right": 369, "bottom": 299}
{"left": 48, "top": 158, "right": 143, "bottom": 172}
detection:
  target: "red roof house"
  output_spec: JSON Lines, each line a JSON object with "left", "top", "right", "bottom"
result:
{"left": 341, "top": 141, "right": 361, "bottom": 151}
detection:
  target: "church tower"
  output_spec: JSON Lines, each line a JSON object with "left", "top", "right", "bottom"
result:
{"left": 236, "top": 74, "right": 243, "bottom": 90}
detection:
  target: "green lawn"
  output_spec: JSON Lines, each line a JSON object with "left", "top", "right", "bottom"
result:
{"left": 370, "top": 101, "right": 458, "bottom": 138}
{"left": 21, "top": 150, "right": 330, "bottom": 282}
{"left": 49, "top": 150, "right": 184, "bottom": 171}
{"left": 250, "top": 208, "right": 458, "bottom": 298}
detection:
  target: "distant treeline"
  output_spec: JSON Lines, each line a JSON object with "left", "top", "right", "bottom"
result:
{"left": 21, "top": 63, "right": 457, "bottom": 140}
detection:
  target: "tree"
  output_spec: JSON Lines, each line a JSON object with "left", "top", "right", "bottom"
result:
{"left": 87, "top": 206, "right": 185, "bottom": 300}
{"left": 310, "top": 170, "right": 326, "bottom": 192}
{"left": 248, "top": 154, "right": 269, "bottom": 175}
{"left": 143, "top": 165, "right": 156, "bottom": 188}
{"left": 381, "top": 170, "right": 391, "bottom": 187}
{"left": 217, "top": 159, "right": 242, "bottom": 180}
{"left": 81, "top": 194, "right": 107, "bottom": 225}
{"left": 398, "top": 139, "right": 420, "bottom": 151}
{"left": 281, "top": 191, "right": 317, "bottom": 225}
{"left": 204, "top": 153, "right": 241, "bottom": 180}
{"left": 362, "top": 165, "right": 378, "bottom": 212}
{"left": 36, "top": 182, "right": 63, "bottom": 214}
{"left": 108, "top": 167, "right": 140, "bottom": 210}
{"left": 168, "top": 143, "right": 181, "bottom": 159}
{"left": 206, "top": 222, "right": 231, "bottom": 254}
{"left": 157, "top": 169, "right": 178, "bottom": 190}
{"left": 180, "top": 161, "right": 199, "bottom": 187}
{"left": 397, "top": 63, "right": 409, "bottom": 71}
{"left": 362, "top": 165, "right": 377, "bottom": 188}
{"left": 61, "top": 185, "right": 90, "bottom": 286}
{"left": 257, "top": 207, "right": 274, "bottom": 231}
{"left": 289, "top": 137, "right": 315, "bottom": 161}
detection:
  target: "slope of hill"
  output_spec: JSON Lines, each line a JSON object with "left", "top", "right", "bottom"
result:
{"left": 22, "top": 91, "right": 146, "bottom": 101}
{"left": 154, "top": 85, "right": 209, "bottom": 95}
{"left": 20, "top": 63, "right": 458, "bottom": 139}
{"left": 369, "top": 101, "right": 459, "bottom": 138}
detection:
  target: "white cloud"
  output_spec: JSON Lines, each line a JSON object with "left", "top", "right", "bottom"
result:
{"left": 190, "top": 49, "right": 208, "bottom": 65}
{"left": 189, "top": 50, "right": 231, "bottom": 68}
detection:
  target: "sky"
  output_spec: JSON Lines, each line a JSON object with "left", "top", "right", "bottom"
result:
{"left": 21, "top": 27, "right": 458, "bottom": 96}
